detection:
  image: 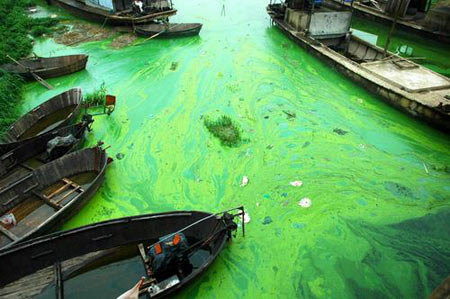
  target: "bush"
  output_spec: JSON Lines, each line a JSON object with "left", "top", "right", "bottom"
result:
{"left": 84, "top": 83, "right": 107, "bottom": 107}
{"left": 0, "top": 71, "right": 24, "bottom": 134}
{"left": 204, "top": 115, "right": 242, "bottom": 147}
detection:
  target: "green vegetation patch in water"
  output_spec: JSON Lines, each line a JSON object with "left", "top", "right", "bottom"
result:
{"left": 204, "top": 115, "right": 242, "bottom": 147}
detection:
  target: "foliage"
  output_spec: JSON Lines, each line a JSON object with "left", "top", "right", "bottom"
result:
{"left": 204, "top": 115, "right": 242, "bottom": 147}
{"left": 0, "top": 70, "right": 24, "bottom": 134}
{"left": 0, "top": 0, "right": 60, "bottom": 64}
{"left": 29, "top": 18, "right": 60, "bottom": 37}
{"left": 84, "top": 83, "right": 107, "bottom": 106}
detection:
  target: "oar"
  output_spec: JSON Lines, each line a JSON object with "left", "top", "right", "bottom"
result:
{"left": 7, "top": 55, "right": 53, "bottom": 90}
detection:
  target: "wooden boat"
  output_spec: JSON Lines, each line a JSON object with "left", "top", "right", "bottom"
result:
{"left": 329, "top": 0, "right": 450, "bottom": 43}
{"left": 267, "top": 1, "right": 450, "bottom": 132}
{"left": 49, "top": 0, "right": 177, "bottom": 26}
{"left": 0, "top": 207, "right": 245, "bottom": 298}
{"left": 135, "top": 23, "right": 203, "bottom": 37}
{"left": 1, "top": 55, "right": 88, "bottom": 80}
{"left": 0, "top": 88, "right": 83, "bottom": 155}
{"left": 0, "top": 120, "right": 93, "bottom": 178}
{"left": 0, "top": 146, "right": 110, "bottom": 250}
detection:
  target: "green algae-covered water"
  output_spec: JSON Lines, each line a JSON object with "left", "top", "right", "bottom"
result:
{"left": 22, "top": 0, "right": 450, "bottom": 298}
{"left": 351, "top": 17, "right": 450, "bottom": 77}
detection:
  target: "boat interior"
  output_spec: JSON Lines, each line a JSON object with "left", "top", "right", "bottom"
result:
{"left": 0, "top": 212, "right": 233, "bottom": 298}
{"left": 0, "top": 148, "right": 105, "bottom": 249}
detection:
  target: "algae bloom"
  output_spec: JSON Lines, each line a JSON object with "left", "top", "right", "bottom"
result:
{"left": 204, "top": 115, "right": 242, "bottom": 147}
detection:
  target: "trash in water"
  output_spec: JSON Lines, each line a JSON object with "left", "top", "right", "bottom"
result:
{"left": 298, "top": 198, "right": 312, "bottom": 208}
{"left": 290, "top": 180, "right": 303, "bottom": 187}
{"left": 243, "top": 212, "right": 251, "bottom": 223}
{"left": 262, "top": 216, "right": 272, "bottom": 225}
{"left": 240, "top": 176, "right": 249, "bottom": 187}
{"left": 333, "top": 128, "right": 348, "bottom": 135}
{"left": 116, "top": 153, "right": 125, "bottom": 160}
{"left": 0, "top": 213, "right": 16, "bottom": 228}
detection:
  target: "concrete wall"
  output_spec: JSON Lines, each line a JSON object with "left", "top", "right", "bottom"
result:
{"left": 284, "top": 8, "right": 351, "bottom": 38}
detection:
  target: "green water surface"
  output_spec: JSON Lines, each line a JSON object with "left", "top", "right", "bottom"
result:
{"left": 20, "top": 0, "right": 450, "bottom": 298}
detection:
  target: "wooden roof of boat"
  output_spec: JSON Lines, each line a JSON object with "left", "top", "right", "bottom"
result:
{"left": 0, "top": 146, "right": 109, "bottom": 250}
{"left": 0, "top": 88, "right": 83, "bottom": 154}
{"left": 0, "top": 55, "right": 88, "bottom": 79}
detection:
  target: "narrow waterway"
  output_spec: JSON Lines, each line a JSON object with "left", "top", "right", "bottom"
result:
{"left": 22, "top": 0, "right": 450, "bottom": 297}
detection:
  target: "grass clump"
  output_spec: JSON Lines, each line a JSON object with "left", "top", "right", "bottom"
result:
{"left": 0, "top": 70, "right": 24, "bottom": 134}
{"left": 204, "top": 115, "right": 242, "bottom": 147}
{"left": 84, "top": 83, "right": 107, "bottom": 106}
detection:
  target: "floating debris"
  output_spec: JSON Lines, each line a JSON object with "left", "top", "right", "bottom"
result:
{"left": 262, "top": 216, "right": 272, "bottom": 225}
{"left": 240, "top": 176, "right": 249, "bottom": 187}
{"left": 333, "top": 128, "right": 348, "bottom": 135}
{"left": 204, "top": 115, "right": 242, "bottom": 147}
{"left": 116, "top": 153, "right": 125, "bottom": 160}
{"left": 298, "top": 198, "right": 312, "bottom": 208}
{"left": 282, "top": 110, "right": 296, "bottom": 120}
{"left": 243, "top": 212, "right": 251, "bottom": 224}
{"left": 290, "top": 180, "right": 303, "bottom": 187}
{"left": 266, "top": 144, "right": 274, "bottom": 149}
{"left": 170, "top": 62, "right": 178, "bottom": 71}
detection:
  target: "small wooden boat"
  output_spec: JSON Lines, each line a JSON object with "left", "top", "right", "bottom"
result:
{"left": 0, "top": 146, "right": 110, "bottom": 250}
{"left": 1, "top": 55, "right": 88, "bottom": 79}
{"left": 267, "top": 1, "right": 450, "bottom": 132}
{"left": 0, "top": 88, "right": 83, "bottom": 155}
{"left": 0, "top": 120, "right": 93, "bottom": 178}
{"left": 0, "top": 207, "right": 244, "bottom": 298}
{"left": 135, "top": 23, "right": 203, "bottom": 37}
{"left": 49, "top": 0, "right": 177, "bottom": 26}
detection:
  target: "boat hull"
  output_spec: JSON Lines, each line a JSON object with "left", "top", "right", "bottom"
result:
{"left": 135, "top": 23, "right": 203, "bottom": 37}
{"left": 50, "top": 0, "right": 177, "bottom": 25}
{"left": 267, "top": 8, "right": 450, "bottom": 132}
{"left": 0, "top": 209, "right": 241, "bottom": 298}
{"left": 1, "top": 55, "right": 88, "bottom": 79}
{"left": 0, "top": 147, "right": 109, "bottom": 249}
{"left": 0, "top": 88, "right": 83, "bottom": 155}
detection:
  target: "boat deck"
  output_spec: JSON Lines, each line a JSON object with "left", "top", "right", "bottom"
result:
{"left": 361, "top": 59, "right": 450, "bottom": 93}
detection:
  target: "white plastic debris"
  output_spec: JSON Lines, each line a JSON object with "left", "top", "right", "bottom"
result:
{"left": 240, "top": 176, "right": 249, "bottom": 187}
{"left": 0, "top": 213, "right": 16, "bottom": 227}
{"left": 298, "top": 198, "right": 312, "bottom": 208}
{"left": 290, "top": 180, "right": 303, "bottom": 187}
{"left": 243, "top": 212, "right": 251, "bottom": 223}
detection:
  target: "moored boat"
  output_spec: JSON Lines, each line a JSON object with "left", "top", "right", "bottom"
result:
{"left": 267, "top": 0, "right": 450, "bottom": 132}
{"left": 0, "top": 120, "right": 93, "bottom": 178}
{"left": 0, "top": 146, "right": 110, "bottom": 250}
{"left": 329, "top": 0, "right": 450, "bottom": 43}
{"left": 1, "top": 55, "right": 88, "bottom": 80}
{"left": 135, "top": 22, "right": 203, "bottom": 37}
{"left": 0, "top": 207, "right": 245, "bottom": 298}
{"left": 0, "top": 88, "right": 83, "bottom": 154}
{"left": 49, "top": 0, "right": 177, "bottom": 25}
